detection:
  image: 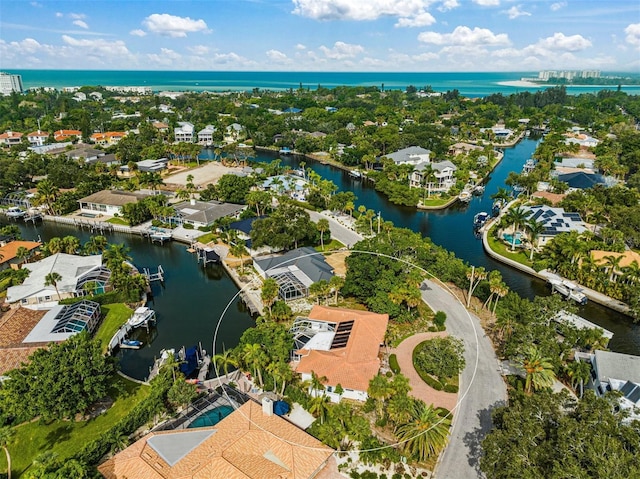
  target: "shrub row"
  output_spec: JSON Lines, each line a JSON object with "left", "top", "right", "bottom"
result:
{"left": 388, "top": 354, "right": 401, "bottom": 374}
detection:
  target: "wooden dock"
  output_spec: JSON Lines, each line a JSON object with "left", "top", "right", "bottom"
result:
{"left": 143, "top": 265, "right": 165, "bottom": 282}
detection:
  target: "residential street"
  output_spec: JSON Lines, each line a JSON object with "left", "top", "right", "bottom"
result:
{"left": 420, "top": 279, "right": 507, "bottom": 479}
{"left": 307, "top": 210, "right": 364, "bottom": 248}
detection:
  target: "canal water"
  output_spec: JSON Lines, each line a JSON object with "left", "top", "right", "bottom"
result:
{"left": 12, "top": 221, "right": 255, "bottom": 380}
{"left": 6, "top": 137, "right": 639, "bottom": 380}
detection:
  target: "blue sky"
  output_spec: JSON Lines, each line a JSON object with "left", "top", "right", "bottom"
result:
{"left": 1, "top": 0, "right": 639, "bottom": 71}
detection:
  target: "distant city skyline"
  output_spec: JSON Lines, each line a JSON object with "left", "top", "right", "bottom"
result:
{"left": 1, "top": 0, "right": 639, "bottom": 72}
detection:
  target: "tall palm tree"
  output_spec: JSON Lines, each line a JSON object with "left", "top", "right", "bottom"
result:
{"left": 103, "top": 243, "right": 132, "bottom": 272}
{"left": 15, "top": 246, "right": 30, "bottom": 265}
{"left": 503, "top": 206, "right": 528, "bottom": 251}
{"left": 0, "top": 426, "right": 14, "bottom": 479}
{"left": 34, "top": 179, "right": 60, "bottom": 216}
{"left": 44, "top": 271, "right": 63, "bottom": 300}
{"left": 317, "top": 218, "right": 330, "bottom": 250}
{"left": 565, "top": 360, "right": 591, "bottom": 398}
{"left": 525, "top": 217, "right": 545, "bottom": 261}
{"left": 308, "top": 393, "right": 330, "bottom": 424}
{"left": 213, "top": 347, "right": 238, "bottom": 377}
{"left": 395, "top": 400, "right": 451, "bottom": 462}
{"left": 466, "top": 266, "right": 487, "bottom": 307}
{"left": 367, "top": 374, "right": 394, "bottom": 419}
{"left": 517, "top": 345, "right": 556, "bottom": 394}
{"left": 242, "top": 343, "right": 265, "bottom": 387}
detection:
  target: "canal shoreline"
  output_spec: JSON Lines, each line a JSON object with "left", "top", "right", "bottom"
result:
{"left": 480, "top": 217, "right": 632, "bottom": 317}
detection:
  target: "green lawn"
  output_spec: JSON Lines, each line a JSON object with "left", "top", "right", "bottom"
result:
{"left": 486, "top": 227, "right": 533, "bottom": 267}
{"left": 94, "top": 303, "right": 133, "bottom": 353}
{"left": 315, "top": 239, "right": 344, "bottom": 252}
{"left": 195, "top": 232, "right": 216, "bottom": 244}
{"left": 0, "top": 375, "right": 149, "bottom": 477}
{"left": 106, "top": 217, "right": 129, "bottom": 226}
{"left": 420, "top": 197, "right": 452, "bottom": 207}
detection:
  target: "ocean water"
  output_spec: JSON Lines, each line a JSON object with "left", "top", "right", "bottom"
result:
{"left": 5, "top": 70, "right": 640, "bottom": 97}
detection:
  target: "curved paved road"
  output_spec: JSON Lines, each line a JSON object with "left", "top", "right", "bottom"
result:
{"left": 421, "top": 279, "right": 507, "bottom": 479}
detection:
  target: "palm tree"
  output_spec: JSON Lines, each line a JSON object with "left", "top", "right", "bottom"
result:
{"left": 367, "top": 374, "right": 394, "bottom": 419}
{"left": 517, "top": 345, "right": 556, "bottom": 394}
{"left": 230, "top": 240, "right": 249, "bottom": 275}
{"left": 61, "top": 235, "right": 80, "bottom": 254}
{"left": 242, "top": 343, "right": 265, "bottom": 388}
{"left": 565, "top": 360, "right": 591, "bottom": 398}
{"left": 308, "top": 393, "right": 330, "bottom": 424}
{"left": 15, "top": 246, "right": 30, "bottom": 265}
{"left": 492, "top": 283, "right": 508, "bottom": 316}
{"left": 103, "top": 243, "right": 132, "bottom": 272}
{"left": 317, "top": 218, "right": 330, "bottom": 250}
{"left": 213, "top": 347, "right": 238, "bottom": 377}
{"left": 34, "top": 179, "right": 60, "bottom": 215}
{"left": 0, "top": 426, "right": 14, "bottom": 479}
{"left": 44, "top": 271, "right": 63, "bottom": 300}
{"left": 466, "top": 266, "right": 487, "bottom": 307}
{"left": 329, "top": 275, "right": 345, "bottom": 305}
{"left": 503, "top": 206, "right": 528, "bottom": 251}
{"left": 261, "top": 278, "right": 278, "bottom": 315}
{"left": 395, "top": 400, "right": 451, "bottom": 462}
{"left": 525, "top": 217, "right": 545, "bottom": 261}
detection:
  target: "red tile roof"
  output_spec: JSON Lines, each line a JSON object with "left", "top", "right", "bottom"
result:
{"left": 98, "top": 400, "right": 334, "bottom": 479}
{"left": 294, "top": 306, "right": 388, "bottom": 392}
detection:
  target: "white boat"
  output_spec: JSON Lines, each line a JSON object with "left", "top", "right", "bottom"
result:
{"left": 127, "top": 306, "right": 156, "bottom": 328}
{"left": 472, "top": 185, "right": 485, "bottom": 195}
{"left": 349, "top": 170, "right": 362, "bottom": 179}
{"left": 279, "top": 147, "right": 292, "bottom": 155}
{"left": 149, "top": 229, "right": 172, "bottom": 242}
{"left": 458, "top": 191, "right": 472, "bottom": 203}
{"left": 120, "top": 339, "right": 144, "bottom": 349}
{"left": 5, "top": 206, "right": 25, "bottom": 218}
{"left": 548, "top": 278, "right": 588, "bottom": 305}
{"left": 473, "top": 212, "right": 490, "bottom": 229}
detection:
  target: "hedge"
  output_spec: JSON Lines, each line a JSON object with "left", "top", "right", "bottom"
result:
{"left": 388, "top": 354, "right": 401, "bottom": 374}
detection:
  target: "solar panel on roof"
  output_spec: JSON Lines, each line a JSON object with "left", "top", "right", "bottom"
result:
{"left": 621, "top": 380, "right": 637, "bottom": 395}
{"left": 628, "top": 387, "right": 640, "bottom": 404}
{"left": 330, "top": 320, "right": 354, "bottom": 349}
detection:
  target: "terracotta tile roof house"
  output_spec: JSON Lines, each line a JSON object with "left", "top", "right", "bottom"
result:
{"left": 54, "top": 129, "right": 82, "bottom": 142}
{"left": 590, "top": 250, "right": 640, "bottom": 281}
{"left": 90, "top": 131, "right": 127, "bottom": 146}
{"left": 98, "top": 400, "right": 334, "bottom": 479}
{"left": 0, "top": 240, "right": 41, "bottom": 270}
{"left": 531, "top": 190, "right": 566, "bottom": 206}
{"left": 291, "top": 306, "right": 389, "bottom": 402}
{"left": 0, "top": 130, "right": 23, "bottom": 146}
{"left": 26, "top": 130, "right": 49, "bottom": 147}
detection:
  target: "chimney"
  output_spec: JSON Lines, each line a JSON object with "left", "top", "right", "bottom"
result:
{"left": 262, "top": 397, "right": 273, "bottom": 416}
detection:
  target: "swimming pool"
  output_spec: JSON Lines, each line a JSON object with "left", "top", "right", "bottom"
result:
{"left": 79, "top": 212, "right": 98, "bottom": 218}
{"left": 187, "top": 405, "right": 234, "bottom": 428}
{"left": 502, "top": 233, "right": 523, "bottom": 246}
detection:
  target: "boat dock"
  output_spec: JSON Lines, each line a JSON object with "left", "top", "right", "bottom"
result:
{"left": 143, "top": 265, "right": 165, "bottom": 283}
{"left": 107, "top": 320, "right": 135, "bottom": 354}
{"left": 553, "top": 311, "right": 614, "bottom": 340}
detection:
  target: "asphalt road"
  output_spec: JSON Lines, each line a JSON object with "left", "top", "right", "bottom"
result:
{"left": 307, "top": 210, "right": 364, "bottom": 248}
{"left": 420, "top": 279, "right": 507, "bottom": 479}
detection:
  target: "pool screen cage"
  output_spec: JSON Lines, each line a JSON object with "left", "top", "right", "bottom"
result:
{"left": 272, "top": 271, "right": 309, "bottom": 301}
{"left": 51, "top": 300, "right": 101, "bottom": 334}
{"left": 153, "top": 385, "right": 249, "bottom": 431}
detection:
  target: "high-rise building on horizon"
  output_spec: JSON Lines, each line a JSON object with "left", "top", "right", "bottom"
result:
{"left": 0, "top": 72, "right": 23, "bottom": 96}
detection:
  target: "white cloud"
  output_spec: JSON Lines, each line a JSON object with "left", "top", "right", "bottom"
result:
{"left": 473, "top": 0, "right": 500, "bottom": 6}
{"left": 30, "top": 2, "right": 43, "bottom": 7}
{"left": 147, "top": 48, "right": 182, "bottom": 66}
{"left": 187, "top": 45, "right": 209, "bottom": 55}
{"left": 292, "top": 0, "right": 435, "bottom": 21}
{"left": 211, "top": 52, "right": 247, "bottom": 64}
{"left": 69, "top": 13, "right": 86, "bottom": 20}
{"left": 491, "top": 47, "right": 522, "bottom": 58}
{"left": 266, "top": 49, "right": 291, "bottom": 63}
{"left": 296, "top": 43, "right": 307, "bottom": 50}
{"left": 130, "top": 29, "right": 147, "bottom": 37}
{"left": 62, "top": 35, "right": 132, "bottom": 57}
{"left": 550, "top": 2, "right": 566, "bottom": 11}
{"left": 418, "top": 26, "right": 510, "bottom": 46}
{"left": 55, "top": 12, "right": 63, "bottom": 18}
{"left": 438, "top": 0, "right": 459, "bottom": 12}
{"left": 73, "top": 20, "right": 89, "bottom": 29}
{"left": 395, "top": 12, "right": 436, "bottom": 28}
{"left": 319, "top": 41, "right": 364, "bottom": 59}
{"left": 502, "top": 6, "right": 531, "bottom": 20}
{"left": 533, "top": 32, "right": 592, "bottom": 52}
{"left": 143, "top": 13, "right": 209, "bottom": 38}
{"left": 413, "top": 52, "right": 439, "bottom": 61}
{"left": 625, "top": 23, "right": 640, "bottom": 50}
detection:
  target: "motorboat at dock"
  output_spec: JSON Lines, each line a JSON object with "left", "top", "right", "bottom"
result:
{"left": 473, "top": 211, "right": 490, "bottom": 229}
{"left": 127, "top": 306, "right": 157, "bottom": 328}
{"left": 548, "top": 277, "right": 588, "bottom": 305}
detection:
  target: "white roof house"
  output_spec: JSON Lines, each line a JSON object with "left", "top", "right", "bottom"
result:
{"left": 383, "top": 146, "right": 431, "bottom": 166}
{"left": 174, "top": 122, "right": 194, "bottom": 143}
{"left": 197, "top": 125, "right": 217, "bottom": 145}
{"left": 410, "top": 160, "right": 457, "bottom": 191}
{"left": 6, "top": 254, "right": 109, "bottom": 309}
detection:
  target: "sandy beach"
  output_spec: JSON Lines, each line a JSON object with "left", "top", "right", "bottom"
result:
{"left": 163, "top": 162, "right": 243, "bottom": 187}
{"left": 496, "top": 80, "right": 545, "bottom": 88}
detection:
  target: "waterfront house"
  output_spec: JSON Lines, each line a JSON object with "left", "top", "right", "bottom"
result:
{"left": 555, "top": 171, "right": 609, "bottom": 190}
{"left": 6, "top": 253, "right": 111, "bottom": 309}
{"left": 174, "top": 122, "right": 194, "bottom": 143}
{"left": 26, "top": 130, "right": 49, "bottom": 147}
{"left": 224, "top": 123, "right": 245, "bottom": 143}
{"left": 22, "top": 300, "right": 101, "bottom": 343}
{"left": 0, "top": 240, "right": 41, "bottom": 271}
{"left": 78, "top": 190, "right": 150, "bottom": 216}
{"left": 290, "top": 305, "right": 389, "bottom": 402}
{"left": 521, "top": 205, "right": 589, "bottom": 246}
{"left": 383, "top": 146, "right": 431, "bottom": 166}
{"left": 197, "top": 125, "right": 217, "bottom": 145}
{"left": 171, "top": 199, "right": 245, "bottom": 229}
{"left": 576, "top": 350, "right": 640, "bottom": 421}
{"left": 448, "top": 142, "right": 483, "bottom": 156}
{"left": 64, "top": 146, "right": 105, "bottom": 163}
{"left": 152, "top": 121, "right": 169, "bottom": 133}
{"left": 261, "top": 174, "right": 310, "bottom": 201}
{"left": 136, "top": 158, "right": 170, "bottom": 173}
{"left": 254, "top": 247, "right": 334, "bottom": 301}
{"left": 410, "top": 160, "right": 457, "bottom": 192}
{"left": 98, "top": 399, "right": 334, "bottom": 479}
{"left": 53, "top": 129, "right": 82, "bottom": 142}
{"left": 0, "top": 130, "right": 23, "bottom": 147}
